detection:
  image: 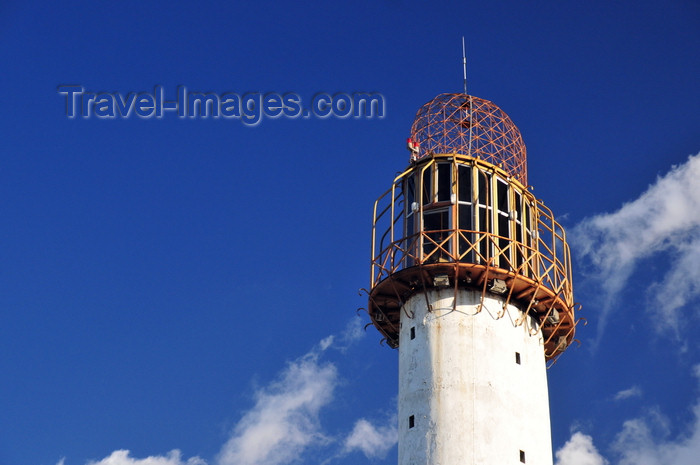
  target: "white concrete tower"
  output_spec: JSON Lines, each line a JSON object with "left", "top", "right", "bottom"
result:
{"left": 367, "top": 94, "right": 578, "bottom": 465}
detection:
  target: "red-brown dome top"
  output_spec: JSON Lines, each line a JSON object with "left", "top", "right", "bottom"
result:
{"left": 410, "top": 93, "right": 528, "bottom": 185}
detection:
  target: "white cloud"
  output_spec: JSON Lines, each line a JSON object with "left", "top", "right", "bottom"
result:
{"left": 329, "top": 316, "right": 366, "bottom": 353}
{"left": 319, "top": 335, "right": 335, "bottom": 351}
{"left": 343, "top": 417, "right": 397, "bottom": 460}
{"left": 62, "top": 347, "right": 339, "bottom": 465}
{"left": 341, "top": 316, "right": 365, "bottom": 345}
{"left": 647, "top": 236, "right": 700, "bottom": 334}
{"left": 557, "top": 406, "right": 700, "bottom": 465}
{"left": 612, "top": 402, "right": 700, "bottom": 465}
{"left": 216, "top": 351, "right": 338, "bottom": 465}
{"left": 571, "top": 152, "right": 700, "bottom": 341}
{"left": 555, "top": 432, "right": 607, "bottom": 465}
{"left": 84, "top": 450, "right": 205, "bottom": 465}
{"left": 557, "top": 365, "right": 700, "bottom": 465}
{"left": 59, "top": 322, "right": 373, "bottom": 465}
{"left": 613, "top": 386, "right": 642, "bottom": 401}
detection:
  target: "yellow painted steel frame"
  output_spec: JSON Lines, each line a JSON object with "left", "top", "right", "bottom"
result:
{"left": 369, "top": 153, "right": 580, "bottom": 363}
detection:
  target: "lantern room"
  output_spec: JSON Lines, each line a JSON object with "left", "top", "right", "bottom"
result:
{"left": 367, "top": 93, "right": 579, "bottom": 362}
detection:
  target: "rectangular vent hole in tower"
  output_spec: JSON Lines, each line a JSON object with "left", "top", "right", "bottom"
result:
{"left": 515, "top": 352, "right": 521, "bottom": 364}
{"left": 410, "top": 327, "right": 416, "bottom": 340}
{"left": 520, "top": 450, "right": 526, "bottom": 463}
{"left": 408, "top": 415, "right": 415, "bottom": 429}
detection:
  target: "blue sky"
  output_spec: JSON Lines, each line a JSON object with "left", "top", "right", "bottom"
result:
{"left": 0, "top": 1, "right": 698, "bottom": 464}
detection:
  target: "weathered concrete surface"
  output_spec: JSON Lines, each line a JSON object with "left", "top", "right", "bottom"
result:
{"left": 398, "top": 289, "right": 553, "bottom": 465}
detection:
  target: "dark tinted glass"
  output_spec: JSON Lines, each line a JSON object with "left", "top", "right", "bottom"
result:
{"left": 458, "top": 165, "right": 472, "bottom": 203}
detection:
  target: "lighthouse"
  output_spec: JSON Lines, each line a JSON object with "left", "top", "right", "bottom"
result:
{"left": 367, "top": 93, "right": 578, "bottom": 464}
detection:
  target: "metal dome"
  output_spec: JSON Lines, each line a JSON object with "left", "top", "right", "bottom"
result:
{"left": 410, "top": 93, "right": 528, "bottom": 185}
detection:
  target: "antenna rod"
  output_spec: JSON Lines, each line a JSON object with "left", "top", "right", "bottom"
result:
{"left": 462, "top": 37, "right": 468, "bottom": 95}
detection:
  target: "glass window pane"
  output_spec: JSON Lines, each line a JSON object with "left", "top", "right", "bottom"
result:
{"left": 498, "top": 214, "right": 509, "bottom": 238}
{"left": 459, "top": 204, "right": 474, "bottom": 262}
{"left": 498, "top": 213, "right": 510, "bottom": 269}
{"left": 477, "top": 206, "right": 489, "bottom": 262}
{"left": 422, "top": 167, "right": 432, "bottom": 205}
{"left": 405, "top": 176, "right": 415, "bottom": 213}
{"left": 514, "top": 190, "right": 523, "bottom": 273}
{"left": 437, "top": 163, "right": 451, "bottom": 202}
{"left": 497, "top": 179, "right": 508, "bottom": 213}
{"left": 524, "top": 202, "right": 532, "bottom": 276}
{"left": 424, "top": 209, "right": 449, "bottom": 231}
{"left": 478, "top": 206, "right": 489, "bottom": 232}
{"left": 458, "top": 165, "right": 472, "bottom": 203}
{"left": 477, "top": 171, "right": 488, "bottom": 206}
{"left": 459, "top": 204, "right": 473, "bottom": 231}
{"left": 524, "top": 203, "right": 532, "bottom": 236}
{"left": 423, "top": 209, "right": 451, "bottom": 263}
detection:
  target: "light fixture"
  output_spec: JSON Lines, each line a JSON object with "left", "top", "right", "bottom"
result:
{"left": 546, "top": 309, "right": 560, "bottom": 325}
{"left": 488, "top": 279, "right": 508, "bottom": 295}
{"left": 555, "top": 336, "right": 568, "bottom": 352}
{"left": 433, "top": 274, "right": 450, "bottom": 287}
